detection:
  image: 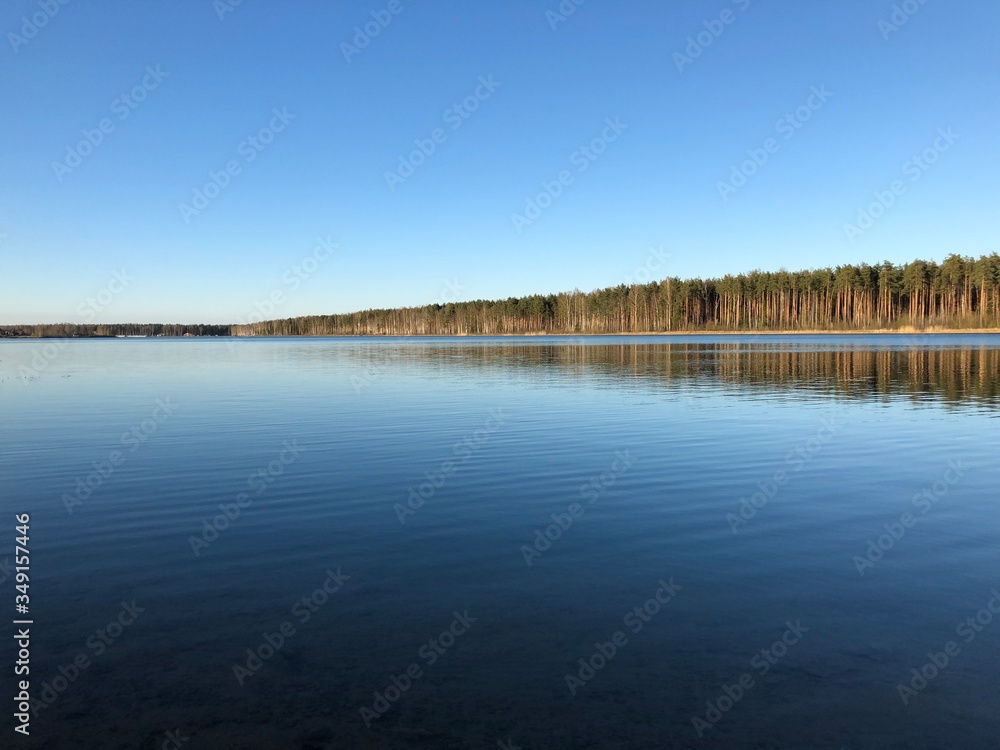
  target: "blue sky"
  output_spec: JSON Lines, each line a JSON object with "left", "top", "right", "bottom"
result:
{"left": 1, "top": 0, "right": 997, "bottom": 324}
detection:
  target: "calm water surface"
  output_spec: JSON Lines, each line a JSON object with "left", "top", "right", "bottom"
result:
{"left": 2, "top": 335, "right": 999, "bottom": 749}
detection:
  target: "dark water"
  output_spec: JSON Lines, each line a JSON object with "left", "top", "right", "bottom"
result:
{"left": 2, "top": 335, "right": 1000, "bottom": 749}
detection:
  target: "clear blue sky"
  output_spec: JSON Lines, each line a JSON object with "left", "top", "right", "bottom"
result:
{"left": 1, "top": 0, "right": 997, "bottom": 324}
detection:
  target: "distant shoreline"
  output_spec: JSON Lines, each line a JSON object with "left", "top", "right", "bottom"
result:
{"left": 5, "top": 328, "right": 1000, "bottom": 340}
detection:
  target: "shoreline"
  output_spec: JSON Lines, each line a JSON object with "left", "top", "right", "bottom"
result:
{"left": 5, "top": 329, "right": 1000, "bottom": 340}
{"left": 442, "top": 329, "right": 1000, "bottom": 337}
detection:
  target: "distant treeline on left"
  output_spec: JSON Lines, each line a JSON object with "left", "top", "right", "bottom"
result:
{"left": 0, "top": 324, "right": 230, "bottom": 338}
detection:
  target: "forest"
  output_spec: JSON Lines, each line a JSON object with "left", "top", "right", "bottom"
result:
{"left": 230, "top": 254, "right": 1000, "bottom": 336}
{"left": 3, "top": 255, "right": 1000, "bottom": 337}
{"left": 0, "top": 323, "right": 229, "bottom": 338}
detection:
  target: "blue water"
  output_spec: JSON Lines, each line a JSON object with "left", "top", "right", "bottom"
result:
{"left": 2, "top": 335, "right": 999, "bottom": 749}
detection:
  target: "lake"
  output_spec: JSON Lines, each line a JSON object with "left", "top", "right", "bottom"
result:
{"left": 3, "top": 335, "right": 1000, "bottom": 749}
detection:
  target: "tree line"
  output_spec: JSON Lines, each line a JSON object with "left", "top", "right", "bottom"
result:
{"left": 232, "top": 254, "right": 1000, "bottom": 336}
{"left": 0, "top": 323, "right": 229, "bottom": 338}
{"left": 4, "top": 255, "right": 999, "bottom": 337}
